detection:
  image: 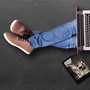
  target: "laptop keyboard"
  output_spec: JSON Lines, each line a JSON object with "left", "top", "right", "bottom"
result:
{"left": 85, "top": 14, "right": 90, "bottom": 47}
{"left": 77, "top": 13, "right": 83, "bottom": 47}
{"left": 77, "top": 14, "right": 81, "bottom": 47}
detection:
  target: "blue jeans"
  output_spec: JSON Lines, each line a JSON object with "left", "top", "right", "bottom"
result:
{"left": 29, "top": 19, "right": 77, "bottom": 49}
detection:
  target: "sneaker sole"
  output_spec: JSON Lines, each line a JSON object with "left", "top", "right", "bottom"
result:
{"left": 3, "top": 33, "right": 30, "bottom": 55}
{"left": 10, "top": 20, "right": 19, "bottom": 32}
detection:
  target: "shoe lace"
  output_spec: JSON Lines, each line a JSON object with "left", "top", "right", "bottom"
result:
{"left": 22, "top": 28, "right": 32, "bottom": 38}
{"left": 18, "top": 36, "right": 29, "bottom": 42}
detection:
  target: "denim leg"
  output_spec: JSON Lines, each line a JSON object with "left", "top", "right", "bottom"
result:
{"left": 52, "top": 35, "right": 77, "bottom": 49}
{"left": 29, "top": 19, "right": 77, "bottom": 49}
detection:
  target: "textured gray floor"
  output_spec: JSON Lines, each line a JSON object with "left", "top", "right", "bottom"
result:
{"left": 1, "top": 0, "right": 90, "bottom": 90}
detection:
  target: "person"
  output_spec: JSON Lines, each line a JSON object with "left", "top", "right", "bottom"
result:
{"left": 3, "top": 19, "right": 77, "bottom": 54}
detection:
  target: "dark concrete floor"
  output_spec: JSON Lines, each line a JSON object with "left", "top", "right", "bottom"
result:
{"left": 1, "top": 0, "right": 90, "bottom": 90}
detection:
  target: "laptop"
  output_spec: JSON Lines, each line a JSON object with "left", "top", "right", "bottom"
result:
{"left": 76, "top": 5, "right": 90, "bottom": 53}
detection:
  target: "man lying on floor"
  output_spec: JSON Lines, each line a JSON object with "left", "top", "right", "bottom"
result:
{"left": 3, "top": 19, "right": 77, "bottom": 54}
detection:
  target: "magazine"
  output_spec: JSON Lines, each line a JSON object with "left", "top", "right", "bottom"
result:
{"left": 63, "top": 54, "right": 90, "bottom": 84}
